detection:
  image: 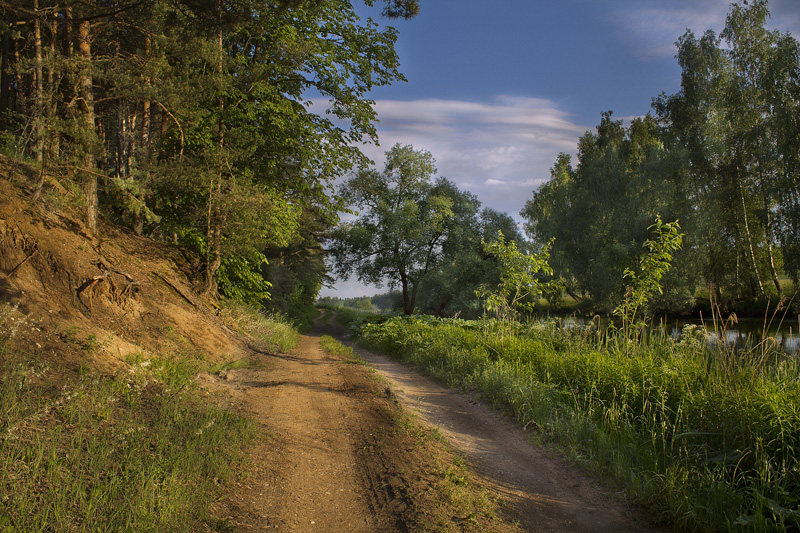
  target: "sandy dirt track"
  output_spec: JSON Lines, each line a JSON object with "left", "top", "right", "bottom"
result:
{"left": 210, "top": 313, "right": 668, "bottom": 532}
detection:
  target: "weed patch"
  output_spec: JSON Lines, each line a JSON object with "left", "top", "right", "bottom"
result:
{"left": 222, "top": 301, "right": 298, "bottom": 352}
{"left": 319, "top": 334, "right": 369, "bottom": 365}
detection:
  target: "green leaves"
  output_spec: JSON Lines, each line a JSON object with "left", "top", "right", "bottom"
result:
{"left": 613, "top": 217, "right": 684, "bottom": 332}
{"left": 524, "top": 1, "right": 800, "bottom": 311}
{"left": 329, "top": 144, "right": 460, "bottom": 314}
{"left": 477, "top": 230, "right": 560, "bottom": 324}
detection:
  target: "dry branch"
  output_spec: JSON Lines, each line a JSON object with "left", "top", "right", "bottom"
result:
{"left": 1, "top": 243, "right": 39, "bottom": 280}
{"left": 152, "top": 271, "right": 199, "bottom": 309}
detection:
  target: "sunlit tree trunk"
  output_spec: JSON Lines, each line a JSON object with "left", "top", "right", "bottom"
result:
{"left": 203, "top": 2, "right": 225, "bottom": 295}
{"left": 33, "top": 0, "right": 44, "bottom": 163}
{"left": 0, "top": 32, "right": 9, "bottom": 132}
{"left": 47, "top": 18, "right": 58, "bottom": 161}
{"left": 78, "top": 17, "right": 98, "bottom": 234}
{"left": 764, "top": 198, "right": 782, "bottom": 293}
{"left": 736, "top": 163, "right": 764, "bottom": 297}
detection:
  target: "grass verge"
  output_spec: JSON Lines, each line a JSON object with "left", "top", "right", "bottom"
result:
{"left": 223, "top": 301, "right": 299, "bottom": 352}
{"left": 319, "top": 334, "right": 368, "bottom": 365}
{"left": 0, "top": 303, "right": 256, "bottom": 531}
{"left": 353, "top": 313, "right": 800, "bottom": 532}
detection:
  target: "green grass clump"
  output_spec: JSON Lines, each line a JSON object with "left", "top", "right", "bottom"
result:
{"left": 355, "top": 314, "right": 800, "bottom": 532}
{"left": 0, "top": 304, "right": 255, "bottom": 531}
{"left": 223, "top": 301, "right": 299, "bottom": 352}
{"left": 319, "top": 335, "right": 368, "bottom": 365}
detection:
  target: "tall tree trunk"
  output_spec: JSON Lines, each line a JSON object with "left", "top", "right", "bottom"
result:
{"left": 203, "top": 8, "right": 225, "bottom": 296}
{"left": 78, "top": 18, "right": 98, "bottom": 234}
{"left": 33, "top": 0, "right": 44, "bottom": 164}
{"left": 12, "top": 38, "right": 21, "bottom": 118}
{"left": 764, "top": 200, "right": 782, "bottom": 294}
{"left": 141, "top": 34, "right": 151, "bottom": 164}
{"left": 133, "top": 34, "right": 152, "bottom": 236}
{"left": 400, "top": 272, "right": 412, "bottom": 315}
{"left": 736, "top": 166, "right": 764, "bottom": 297}
{"left": 0, "top": 33, "right": 9, "bottom": 132}
{"left": 47, "top": 18, "right": 58, "bottom": 161}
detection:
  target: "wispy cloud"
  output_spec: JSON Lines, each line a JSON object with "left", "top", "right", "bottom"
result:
{"left": 613, "top": 0, "right": 800, "bottom": 61}
{"left": 611, "top": 1, "right": 731, "bottom": 60}
{"left": 356, "top": 97, "right": 587, "bottom": 217}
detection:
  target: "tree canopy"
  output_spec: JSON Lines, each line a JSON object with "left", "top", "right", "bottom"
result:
{"left": 1, "top": 0, "right": 416, "bottom": 312}
{"left": 523, "top": 0, "right": 800, "bottom": 313}
{"left": 329, "top": 143, "right": 530, "bottom": 317}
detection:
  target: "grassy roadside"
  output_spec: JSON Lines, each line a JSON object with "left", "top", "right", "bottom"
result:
{"left": 0, "top": 302, "right": 297, "bottom": 531}
{"left": 222, "top": 301, "right": 299, "bottom": 352}
{"left": 343, "top": 312, "right": 800, "bottom": 532}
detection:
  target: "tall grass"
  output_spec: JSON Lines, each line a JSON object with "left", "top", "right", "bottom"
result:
{"left": 354, "top": 314, "right": 800, "bottom": 531}
{"left": 0, "top": 303, "right": 256, "bottom": 531}
{"left": 223, "top": 300, "right": 299, "bottom": 352}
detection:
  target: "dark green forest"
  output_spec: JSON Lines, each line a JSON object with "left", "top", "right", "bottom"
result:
{"left": 0, "top": 0, "right": 417, "bottom": 325}
{"left": 3, "top": 0, "right": 799, "bottom": 321}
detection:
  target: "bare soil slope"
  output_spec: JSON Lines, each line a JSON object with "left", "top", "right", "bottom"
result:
{"left": 0, "top": 155, "right": 246, "bottom": 372}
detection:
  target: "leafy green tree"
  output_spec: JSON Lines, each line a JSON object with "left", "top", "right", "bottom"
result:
{"left": 522, "top": 113, "right": 690, "bottom": 311}
{"left": 262, "top": 204, "right": 333, "bottom": 326}
{"left": 329, "top": 144, "right": 457, "bottom": 315}
{"left": 655, "top": 0, "right": 800, "bottom": 300}
{"left": 1, "top": 0, "right": 413, "bottom": 306}
{"left": 416, "top": 206, "right": 525, "bottom": 318}
{"left": 477, "top": 230, "right": 559, "bottom": 325}
{"left": 614, "top": 217, "right": 684, "bottom": 332}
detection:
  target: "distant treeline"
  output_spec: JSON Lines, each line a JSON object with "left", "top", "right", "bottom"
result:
{"left": 318, "top": 292, "right": 401, "bottom": 312}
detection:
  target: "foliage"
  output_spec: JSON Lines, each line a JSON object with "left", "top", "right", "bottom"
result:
{"left": 522, "top": 113, "right": 691, "bottom": 311}
{"left": 329, "top": 144, "right": 458, "bottom": 315}
{"left": 614, "top": 217, "right": 684, "bottom": 332}
{"left": 319, "top": 334, "right": 366, "bottom": 364}
{"left": 523, "top": 1, "right": 800, "bottom": 313}
{"left": 477, "top": 230, "right": 560, "bottom": 324}
{"left": 353, "top": 313, "right": 800, "bottom": 531}
{"left": 1, "top": 0, "right": 411, "bottom": 304}
{"left": 222, "top": 300, "right": 299, "bottom": 352}
{"left": 330, "top": 143, "right": 529, "bottom": 318}
{"left": 416, "top": 207, "right": 526, "bottom": 318}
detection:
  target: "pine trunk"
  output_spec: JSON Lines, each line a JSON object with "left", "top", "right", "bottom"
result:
{"left": 0, "top": 33, "right": 9, "bottom": 132}
{"left": 33, "top": 0, "right": 44, "bottom": 163}
{"left": 203, "top": 7, "right": 225, "bottom": 296}
{"left": 78, "top": 18, "right": 98, "bottom": 234}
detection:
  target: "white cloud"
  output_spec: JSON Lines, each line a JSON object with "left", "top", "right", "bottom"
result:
{"left": 612, "top": 1, "right": 731, "bottom": 60}
{"left": 358, "top": 96, "right": 587, "bottom": 217}
{"left": 613, "top": 0, "right": 800, "bottom": 61}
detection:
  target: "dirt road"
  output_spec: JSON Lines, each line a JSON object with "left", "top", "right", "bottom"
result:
{"left": 209, "top": 315, "right": 666, "bottom": 532}
{"left": 349, "top": 344, "right": 664, "bottom": 532}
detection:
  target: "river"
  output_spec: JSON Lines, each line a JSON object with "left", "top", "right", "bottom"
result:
{"left": 559, "top": 315, "right": 800, "bottom": 355}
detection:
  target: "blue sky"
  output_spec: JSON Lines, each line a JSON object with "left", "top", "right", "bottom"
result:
{"left": 320, "top": 0, "right": 800, "bottom": 298}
